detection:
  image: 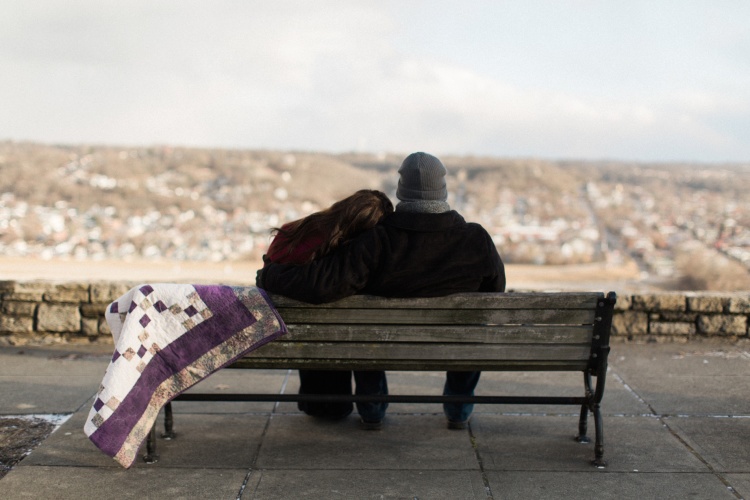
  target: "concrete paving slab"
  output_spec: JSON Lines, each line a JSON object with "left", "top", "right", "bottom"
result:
{"left": 0, "top": 346, "right": 110, "bottom": 377}
{"left": 0, "top": 465, "right": 248, "bottom": 500}
{"left": 0, "top": 376, "right": 96, "bottom": 414}
{"left": 665, "top": 416, "right": 750, "bottom": 472}
{"left": 245, "top": 469, "right": 488, "bottom": 499}
{"left": 257, "top": 414, "right": 479, "bottom": 470}
{"left": 26, "top": 408, "right": 269, "bottom": 469}
{"left": 723, "top": 474, "right": 750, "bottom": 500}
{"left": 473, "top": 414, "right": 709, "bottom": 472}
{"left": 171, "top": 368, "right": 290, "bottom": 414}
{"left": 24, "top": 410, "right": 119, "bottom": 468}
{"left": 474, "top": 369, "right": 647, "bottom": 416}
{"left": 612, "top": 343, "right": 750, "bottom": 378}
{"left": 616, "top": 375, "right": 750, "bottom": 416}
{"left": 611, "top": 343, "right": 750, "bottom": 415}
{"left": 486, "top": 471, "right": 736, "bottom": 500}
{"left": 0, "top": 346, "right": 106, "bottom": 415}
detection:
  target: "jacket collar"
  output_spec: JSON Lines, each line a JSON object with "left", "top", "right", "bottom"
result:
{"left": 383, "top": 210, "right": 466, "bottom": 232}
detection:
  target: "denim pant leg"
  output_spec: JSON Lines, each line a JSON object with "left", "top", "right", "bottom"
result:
{"left": 353, "top": 370, "right": 388, "bottom": 422}
{"left": 443, "top": 371, "right": 481, "bottom": 422}
{"left": 298, "top": 369, "right": 353, "bottom": 419}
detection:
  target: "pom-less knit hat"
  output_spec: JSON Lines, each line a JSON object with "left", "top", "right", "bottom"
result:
{"left": 396, "top": 152, "right": 448, "bottom": 202}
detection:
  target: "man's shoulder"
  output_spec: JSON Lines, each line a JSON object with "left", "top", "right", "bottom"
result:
{"left": 383, "top": 210, "right": 468, "bottom": 230}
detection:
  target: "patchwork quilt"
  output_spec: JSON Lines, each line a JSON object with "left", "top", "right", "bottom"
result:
{"left": 84, "top": 284, "right": 287, "bottom": 468}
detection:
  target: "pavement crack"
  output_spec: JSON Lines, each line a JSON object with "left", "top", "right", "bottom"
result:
{"left": 468, "top": 424, "right": 494, "bottom": 499}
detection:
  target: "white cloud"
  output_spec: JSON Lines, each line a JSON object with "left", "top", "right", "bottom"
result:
{"left": 0, "top": 1, "right": 748, "bottom": 162}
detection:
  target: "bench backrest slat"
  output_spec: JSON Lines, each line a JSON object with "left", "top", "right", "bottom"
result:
{"left": 247, "top": 341, "right": 592, "bottom": 361}
{"left": 269, "top": 292, "right": 601, "bottom": 310}
{"left": 275, "top": 308, "right": 595, "bottom": 325}
{"left": 285, "top": 324, "right": 593, "bottom": 344}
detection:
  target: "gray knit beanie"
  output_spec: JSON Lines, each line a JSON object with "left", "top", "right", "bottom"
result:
{"left": 396, "top": 152, "right": 448, "bottom": 202}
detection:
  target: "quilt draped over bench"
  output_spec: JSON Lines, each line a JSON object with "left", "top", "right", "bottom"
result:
{"left": 84, "top": 284, "right": 287, "bottom": 468}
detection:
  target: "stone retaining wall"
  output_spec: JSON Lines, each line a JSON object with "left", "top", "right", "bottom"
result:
{"left": 1, "top": 280, "right": 748, "bottom": 344}
{"left": 0, "top": 280, "right": 138, "bottom": 345}
{"left": 613, "top": 292, "right": 749, "bottom": 340}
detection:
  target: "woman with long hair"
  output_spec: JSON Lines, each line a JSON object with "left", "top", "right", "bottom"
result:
{"left": 266, "top": 189, "right": 393, "bottom": 266}
{"left": 263, "top": 189, "right": 394, "bottom": 419}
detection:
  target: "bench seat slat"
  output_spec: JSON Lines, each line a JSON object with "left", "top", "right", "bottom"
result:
{"left": 276, "top": 308, "right": 595, "bottom": 325}
{"left": 286, "top": 324, "right": 593, "bottom": 344}
{"left": 242, "top": 342, "right": 592, "bottom": 362}
{"left": 269, "top": 292, "right": 604, "bottom": 310}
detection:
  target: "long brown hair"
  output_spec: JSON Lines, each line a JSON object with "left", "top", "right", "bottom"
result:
{"left": 272, "top": 189, "right": 393, "bottom": 263}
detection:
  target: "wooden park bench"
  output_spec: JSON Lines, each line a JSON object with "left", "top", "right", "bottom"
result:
{"left": 148, "top": 291, "right": 616, "bottom": 467}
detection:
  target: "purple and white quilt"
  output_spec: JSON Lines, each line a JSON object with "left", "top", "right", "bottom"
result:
{"left": 84, "top": 284, "right": 287, "bottom": 468}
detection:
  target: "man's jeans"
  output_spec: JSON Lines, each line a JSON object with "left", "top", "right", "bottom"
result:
{"left": 298, "top": 369, "right": 481, "bottom": 423}
{"left": 353, "top": 370, "right": 389, "bottom": 422}
{"left": 355, "top": 370, "right": 481, "bottom": 423}
{"left": 443, "top": 370, "right": 481, "bottom": 423}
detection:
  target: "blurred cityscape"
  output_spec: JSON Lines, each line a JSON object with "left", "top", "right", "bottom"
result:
{"left": 1, "top": 141, "right": 748, "bottom": 290}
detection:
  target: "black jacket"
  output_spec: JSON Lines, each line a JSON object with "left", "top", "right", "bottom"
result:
{"left": 256, "top": 210, "right": 506, "bottom": 304}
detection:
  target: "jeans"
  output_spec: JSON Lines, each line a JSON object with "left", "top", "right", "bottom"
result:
{"left": 297, "top": 370, "right": 388, "bottom": 422}
{"left": 443, "top": 371, "right": 481, "bottom": 423}
{"left": 298, "top": 369, "right": 481, "bottom": 423}
{"left": 353, "top": 370, "right": 389, "bottom": 422}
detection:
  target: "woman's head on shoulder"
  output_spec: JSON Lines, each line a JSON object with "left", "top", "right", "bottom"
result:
{"left": 311, "top": 189, "right": 393, "bottom": 256}
{"left": 329, "top": 189, "right": 394, "bottom": 234}
{"left": 272, "top": 189, "right": 393, "bottom": 263}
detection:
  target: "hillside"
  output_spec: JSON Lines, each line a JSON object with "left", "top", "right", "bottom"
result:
{"left": 1, "top": 141, "right": 749, "bottom": 290}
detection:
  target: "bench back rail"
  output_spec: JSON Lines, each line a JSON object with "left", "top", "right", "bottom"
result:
{"left": 231, "top": 292, "right": 614, "bottom": 373}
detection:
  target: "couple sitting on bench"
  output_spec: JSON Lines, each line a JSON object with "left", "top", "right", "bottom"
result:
{"left": 257, "top": 152, "right": 506, "bottom": 430}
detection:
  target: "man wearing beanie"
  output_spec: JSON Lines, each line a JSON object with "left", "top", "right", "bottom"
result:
{"left": 257, "top": 152, "right": 506, "bottom": 429}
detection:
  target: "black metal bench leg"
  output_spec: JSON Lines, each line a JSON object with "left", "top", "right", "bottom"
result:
{"left": 576, "top": 372, "right": 592, "bottom": 444}
{"left": 592, "top": 403, "right": 607, "bottom": 468}
{"left": 162, "top": 402, "right": 176, "bottom": 439}
{"left": 144, "top": 421, "right": 159, "bottom": 463}
{"left": 576, "top": 404, "right": 590, "bottom": 443}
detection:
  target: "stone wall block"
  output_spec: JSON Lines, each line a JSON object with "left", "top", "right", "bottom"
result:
{"left": 37, "top": 303, "right": 81, "bottom": 333}
{"left": 1, "top": 301, "right": 37, "bottom": 316}
{"left": 612, "top": 311, "right": 648, "bottom": 335}
{"left": 0, "top": 280, "right": 18, "bottom": 293}
{"left": 1, "top": 282, "right": 52, "bottom": 302}
{"left": 44, "top": 283, "right": 90, "bottom": 303}
{"left": 697, "top": 315, "right": 747, "bottom": 336}
{"left": 728, "top": 296, "right": 750, "bottom": 314}
{"left": 0, "top": 280, "right": 51, "bottom": 293}
{"left": 0, "top": 316, "right": 34, "bottom": 333}
{"left": 81, "top": 303, "right": 108, "bottom": 318}
{"left": 632, "top": 294, "right": 686, "bottom": 312}
{"left": 81, "top": 317, "right": 100, "bottom": 337}
{"left": 91, "top": 282, "right": 136, "bottom": 304}
{"left": 99, "top": 318, "right": 112, "bottom": 336}
{"left": 650, "top": 322, "right": 695, "bottom": 335}
{"left": 687, "top": 295, "right": 727, "bottom": 313}
{"left": 651, "top": 311, "right": 698, "bottom": 323}
{"left": 614, "top": 295, "right": 632, "bottom": 311}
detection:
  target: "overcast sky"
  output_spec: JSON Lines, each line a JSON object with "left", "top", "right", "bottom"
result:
{"left": 1, "top": 1, "right": 748, "bottom": 163}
